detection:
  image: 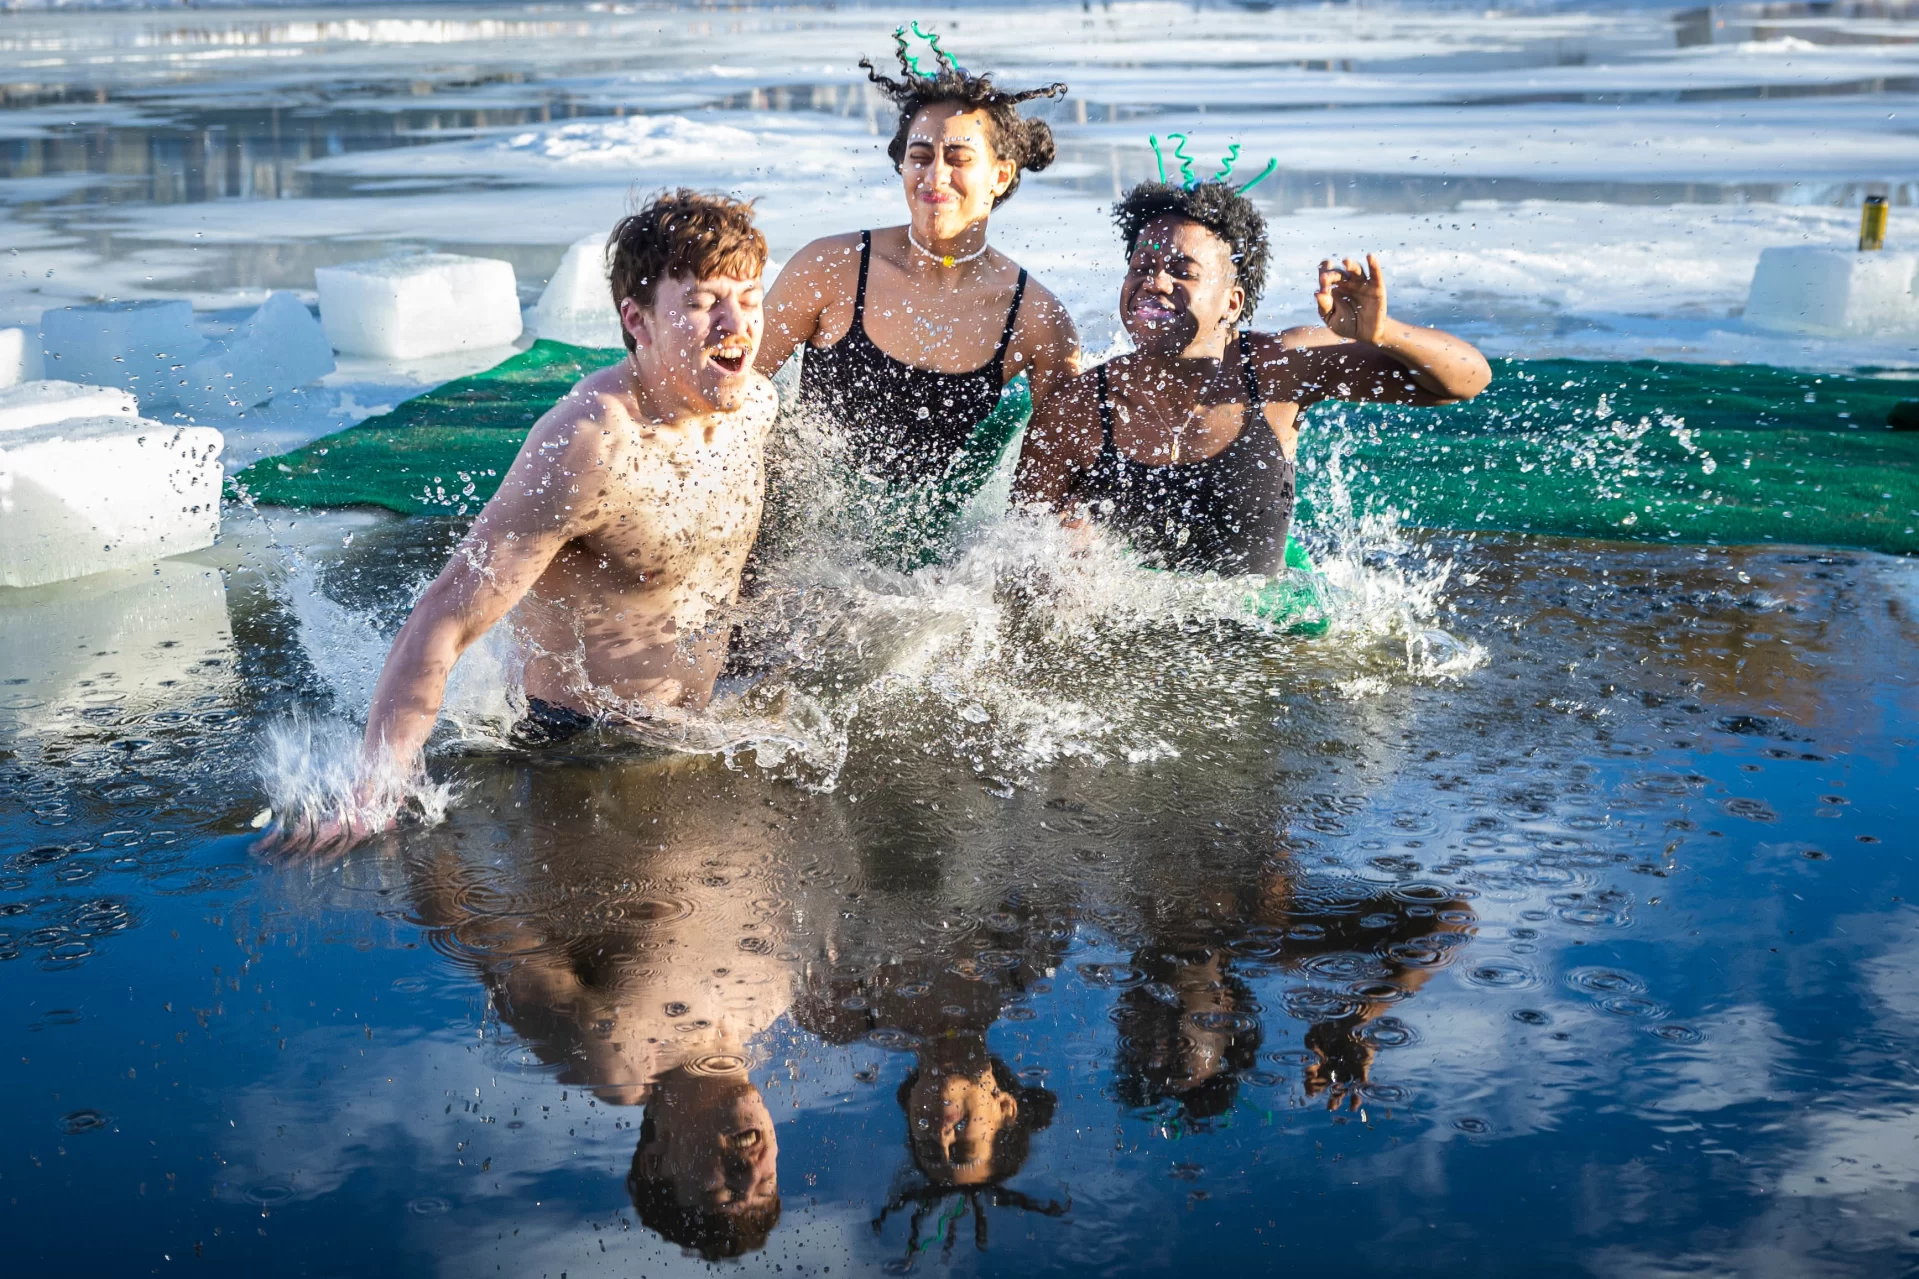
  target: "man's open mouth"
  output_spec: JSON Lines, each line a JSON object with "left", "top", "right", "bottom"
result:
{"left": 708, "top": 343, "right": 748, "bottom": 375}
{"left": 1131, "top": 295, "right": 1178, "bottom": 321}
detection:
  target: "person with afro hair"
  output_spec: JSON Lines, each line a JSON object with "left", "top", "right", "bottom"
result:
{"left": 1014, "top": 177, "right": 1490, "bottom": 578}
{"left": 757, "top": 29, "right": 1082, "bottom": 559}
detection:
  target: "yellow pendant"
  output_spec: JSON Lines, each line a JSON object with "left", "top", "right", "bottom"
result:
{"left": 941, "top": 255, "right": 955, "bottom": 268}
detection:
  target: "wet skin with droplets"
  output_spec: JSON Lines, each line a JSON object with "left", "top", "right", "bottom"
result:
{"left": 0, "top": 533, "right": 1915, "bottom": 1275}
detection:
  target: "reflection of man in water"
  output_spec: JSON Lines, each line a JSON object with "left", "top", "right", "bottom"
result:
{"left": 405, "top": 760, "right": 796, "bottom": 1260}
{"left": 626, "top": 1066, "right": 781, "bottom": 1259}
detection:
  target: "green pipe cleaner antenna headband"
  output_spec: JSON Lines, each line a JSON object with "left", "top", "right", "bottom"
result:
{"left": 891, "top": 26, "right": 923, "bottom": 77}
{"left": 1166, "top": 132, "right": 1197, "bottom": 187}
{"left": 1146, "top": 133, "right": 1278, "bottom": 194}
{"left": 911, "top": 21, "right": 963, "bottom": 73}
{"left": 894, "top": 21, "right": 962, "bottom": 78}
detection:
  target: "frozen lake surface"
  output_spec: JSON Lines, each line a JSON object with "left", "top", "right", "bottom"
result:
{"left": 2, "top": 3, "right": 1918, "bottom": 1274}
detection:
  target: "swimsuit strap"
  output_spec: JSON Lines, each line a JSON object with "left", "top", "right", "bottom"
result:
{"left": 851, "top": 230, "right": 872, "bottom": 326}
{"left": 991, "top": 269, "right": 1029, "bottom": 367}
{"left": 1095, "top": 364, "right": 1116, "bottom": 452}
{"left": 1238, "top": 328, "right": 1263, "bottom": 410}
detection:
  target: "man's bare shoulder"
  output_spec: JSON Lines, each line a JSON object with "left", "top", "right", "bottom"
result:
{"left": 517, "top": 363, "right": 634, "bottom": 472}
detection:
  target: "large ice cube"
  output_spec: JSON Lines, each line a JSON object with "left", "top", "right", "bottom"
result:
{"left": 1745, "top": 246, "right": 1919, "bottom": 336}
{"left": 315, "top": 253, "right": 522, "bottom": 359}
{"left": 0, "top": 326, "right": 43, "bottom": 388}
{"left": 38, "top": 300, "right": 201, "bottom": 404}
{"left": 176, "top": 291, "right": 337, "bottom": 418}
{"left": 533, "top": 234, "right": 624, "bottom": 349}
{"left": 0, "top": 380, "right": 139, "bottom": 434}
{"left": 0, "top": 416, "right": 224, "bottom": 588}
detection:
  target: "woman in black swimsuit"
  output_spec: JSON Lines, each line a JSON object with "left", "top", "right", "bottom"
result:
{"left": 756, "top": 32, "right": 1081, "bottom": 561}
{"left": 1015, "top": 177, "right": 1492, "bottom": 578}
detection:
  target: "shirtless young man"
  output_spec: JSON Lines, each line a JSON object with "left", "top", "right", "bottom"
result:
{"left": 265, "top": 189, "right": 777, "bottom": 852}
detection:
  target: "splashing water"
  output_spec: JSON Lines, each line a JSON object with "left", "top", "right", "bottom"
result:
{"left": 251, "top": 392, "right": 1483, "bottom": 827}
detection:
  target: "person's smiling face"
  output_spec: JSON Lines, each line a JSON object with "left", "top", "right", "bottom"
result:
{"left": 900, "top": 102, "right": 1016, "bottom": 240}
{"left": 1120, "top": 215, "right": 1244, "bottom": 357}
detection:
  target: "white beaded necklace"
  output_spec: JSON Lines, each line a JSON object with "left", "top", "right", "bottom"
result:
{"left": 907, "top": 227, "right": 988, "bottom": 269}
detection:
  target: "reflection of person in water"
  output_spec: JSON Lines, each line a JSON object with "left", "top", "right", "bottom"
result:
{"left": 794, "top": 905, "right": 1069, "bottom": 1256}
{"left": 404, "top": 761, "right": 799, "bottom": 1260}
{"left": 1115, "top": 870, "right": 1476, "bottom": 1119}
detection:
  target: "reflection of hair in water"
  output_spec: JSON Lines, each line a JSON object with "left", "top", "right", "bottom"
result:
{"left": 1112, "top": 956, "right": 1263, "bottom": 1125}
{"left": 876, "top": 1058, "right": 1067, "bottom": 1259}
{"left": 626, "top": 1104, "right": 782, "bottom": 1262}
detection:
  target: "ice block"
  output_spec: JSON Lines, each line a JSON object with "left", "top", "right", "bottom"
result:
{"left": 0, "top": 416, "right": 224, "bottom": 588}
{"left": 176, "top": 291, "right": 336, "bottom": 417}
{"left": 38, "top": 300, "right": 201, "bottom": 405}
{"left": 533, "top": 235, "right": 624, "bottom": 349}
{"left": 1745, "top": 246, "right": 1919, "bottom": 337}
{"left": 0, "top": 326, "right": 43, "bottom": 388}
{"left": 0, "top": 380, "right": 139, "bottom": 434}
{"left": 315, "top": 254, "right": 522, "bottom": 359}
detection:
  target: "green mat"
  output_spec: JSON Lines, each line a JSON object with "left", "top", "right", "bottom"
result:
{"left": 232, "top": 343, "right": 1919, "bottom": 555}
{"left": 1294, "top": 359, "right": 1919, "bottom": 554}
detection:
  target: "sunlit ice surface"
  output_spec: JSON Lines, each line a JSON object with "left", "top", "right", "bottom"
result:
{"left": 4, "top": 2, "right": 1919, "bottom": 1274}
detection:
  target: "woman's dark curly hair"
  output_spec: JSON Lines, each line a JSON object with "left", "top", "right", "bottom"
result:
{"left": 859, "top": 39, "right": 1067, "bottom": 209}
{"left": 1114, "top": 180, "right": 1272, "bottom": 321}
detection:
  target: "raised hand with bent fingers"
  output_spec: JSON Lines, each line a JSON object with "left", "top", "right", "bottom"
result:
{"left": 1315, "top": 253, "right": 1390, "bottom": 345}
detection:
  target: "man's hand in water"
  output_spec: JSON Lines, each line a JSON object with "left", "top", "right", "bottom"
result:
{"left": 253, "top": 806, "right": 387, "bottom": 864}
{"left": 251, "top": 772, "right": 401, "bottom": 864}
{"left": 1315, "top": 253, "right": 1389, "bottom": 346}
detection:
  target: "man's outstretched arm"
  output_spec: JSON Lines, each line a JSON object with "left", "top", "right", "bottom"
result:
{"left": 364, "top": 409, "right": 604, "bottom": 769}
{"left": 260, "top": 405, "right": 604, "bottom": 857}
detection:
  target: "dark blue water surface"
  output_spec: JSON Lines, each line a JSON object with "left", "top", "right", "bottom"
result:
{"left": 2, "top": 534, "right": 1916, "bottom": 1276}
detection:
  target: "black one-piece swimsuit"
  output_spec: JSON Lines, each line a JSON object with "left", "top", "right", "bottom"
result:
{"left": 797, "top": 230, "right": 1027, "bottom": 486}
{"left": 1077, "top": 330, "right": 1298, "bottom": 577}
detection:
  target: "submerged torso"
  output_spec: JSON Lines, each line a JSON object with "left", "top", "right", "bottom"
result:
{"left": 798, "top": 229, "right": 1027, "bottom": 486}
{"left": 516, "top": 379, "right": 774, "bottom": 713}
{"left": 1078, "top": 331, "right": 1298, "bottom": 577}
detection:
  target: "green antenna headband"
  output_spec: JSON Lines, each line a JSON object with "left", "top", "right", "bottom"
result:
{"left": 893, "top": 21, "right": 964, "bottom": 78}
{"left": 1148, "top": 133, "right": 1278, "bottom": 195}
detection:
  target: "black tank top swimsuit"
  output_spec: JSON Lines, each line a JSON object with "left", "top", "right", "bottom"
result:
{"left": 1079, "top": 330, "right": 1297, "bottom": 577}
{"left": 798, "top": 230, "right": 1028, "bottom": 486}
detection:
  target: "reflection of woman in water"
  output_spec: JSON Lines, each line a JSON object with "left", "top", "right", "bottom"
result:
{"left": 794, "top": 902, "right": 1069, "bottom": 1256}
{"left": 1115, "top": 859, "right": 1478, "bottom": 1119}
{"left": 404, "top": 761, "right": 800, "bottom": 1260}
{"left": 757, "top": 27, "right": 1081, "bottom": 564}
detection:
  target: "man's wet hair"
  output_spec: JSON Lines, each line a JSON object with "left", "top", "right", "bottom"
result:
{"left": 626, "top": 1104, "right": 782, "bottom": 1261}
{"left": 860, "top": 44, "right": 1067, "bottom": 208}
{"left": 607, "top": 188, "right": 768, "bottom": 351}
{"left": 1114, "top": 180, "right": 1272, "bottom": 321}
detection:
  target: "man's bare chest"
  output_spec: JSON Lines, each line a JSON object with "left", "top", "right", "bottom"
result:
{"left": 579, "top": 431, "right": 766, "bottom": 579}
